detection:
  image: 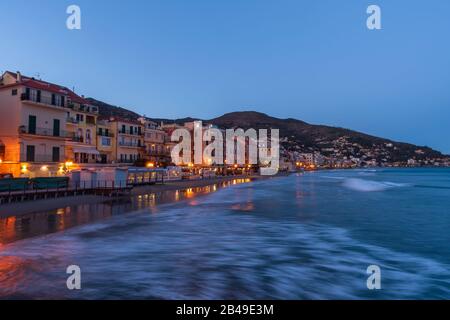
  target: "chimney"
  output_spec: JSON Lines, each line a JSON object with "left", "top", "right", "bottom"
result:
{"left": 16, "top": 71, "right": 22, "bottom": 83}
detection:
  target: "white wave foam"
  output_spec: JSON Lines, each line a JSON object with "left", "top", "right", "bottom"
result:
{"left": 343, "top": 178, "right": 409, "bottom": 192}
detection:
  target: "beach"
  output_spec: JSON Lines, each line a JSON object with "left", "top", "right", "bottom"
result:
{"left": 0, "top": 174, "right": 281, "bottom": 218}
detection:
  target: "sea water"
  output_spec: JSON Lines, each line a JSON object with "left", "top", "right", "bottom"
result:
{"left": 1, "top": 169, "right": 449, "bottom": 299}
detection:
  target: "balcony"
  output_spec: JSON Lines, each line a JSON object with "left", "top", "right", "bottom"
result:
{"left": 20, "top": 154, "right": 61, "bottom": 163}
{"left": 19, "top": 126, "right": 71, "bottom": 138}
{"left": 97, "top": 131, "right": 115, "bottom": 138}
{"left": 118, "top": 159, "right": 136, "bottom": 164}
{"left": 66, "top": 117, "right": 80, "bottom": 124}
{"left": 67, "top": 103, "right": 99, "bottom": 114}
{"left": 118, "top": 129, "right": 143, "bottom": 136}
{"left": 147, "top": 149, "right": 170, "bottom": 156}
{"left": 21, "top": 93, "right": 66, "bottom": 108}
{"left": 119, "top": 141, "right": 143, "bottom": 148}
{"left": 71, "top": 136, "right": 84, "bottom": 143}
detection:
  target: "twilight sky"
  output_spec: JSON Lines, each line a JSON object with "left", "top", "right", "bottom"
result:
{"left": 1, "top": 0, "right": 449, "bottom": 153}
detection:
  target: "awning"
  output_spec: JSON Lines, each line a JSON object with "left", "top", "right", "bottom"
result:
{"left": 73, "top": 147, "right": 100, "bottom": 155}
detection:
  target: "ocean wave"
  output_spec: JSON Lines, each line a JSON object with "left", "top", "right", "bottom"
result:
{"left": 2, "top": 216, "right": 449, "bottom": 299}
{"left": 342, "top": 178, "right": 410, "bottom": 192}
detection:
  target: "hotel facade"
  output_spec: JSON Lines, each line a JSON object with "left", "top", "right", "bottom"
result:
{"left": 0, "top": 71, "right": 164, "bottom": 176}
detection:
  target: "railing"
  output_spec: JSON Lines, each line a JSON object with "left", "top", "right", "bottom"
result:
{"left": 0, "top": 179, "right": 133, "bottom": 205}
{"left": 19, "top": 125, "right": 71, "bottom": 138}
{"left": 118, "top": 129, "right": 143, "bottom": 136}
{"left": 67, "top": 103, "right": 99, "bottom": 114}
{"left": 66, "top": 117, "right": 80, "bottom": 124}
{"left": 19, "top": 154, "right": 61, "bottom": 163}
{"left": 147, "top": 150, "right": 171, "bottom": 156}
{"left": 119, "top": 141, "right": 143, "bottom": 147}
{"left": 98, "top": 131, "right": 115, "bottom": 137}
{"left": 118, "top": 159, "right": 137, "bottom": 164}
{"left": 21, "top": 93, "right": 66, "bottom": 107}
{"left": 71, "top": 136, "right": 84, "bottom": 143}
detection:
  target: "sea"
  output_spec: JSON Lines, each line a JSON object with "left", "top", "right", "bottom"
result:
{"left": 0, "top": 168, "right": 449, "bottom": 299}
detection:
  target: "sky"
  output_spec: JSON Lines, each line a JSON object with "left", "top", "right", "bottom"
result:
{"left": 1, "top": 0, "right": 449, "bottom": 153}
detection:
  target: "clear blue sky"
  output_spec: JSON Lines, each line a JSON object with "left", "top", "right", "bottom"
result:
{"left": 1, "top": 0, "right": 449, "bottom": 153}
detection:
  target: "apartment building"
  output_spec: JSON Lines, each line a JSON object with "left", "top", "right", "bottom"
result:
{"left": 139, "top": 118, "right": 170, "bottom": 164}
{"left": 65, "top": 95, "right": 99, "bottom": 164}
{"left": 107, "top": 117, "right": 144, "bottom": 164}
{"left": 0, "top": 71, "right": 86, "bottom": 176}
{"left": 96, "top": 119, "right": 115, "bottom": 164}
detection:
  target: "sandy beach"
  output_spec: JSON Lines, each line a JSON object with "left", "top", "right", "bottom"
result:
{"left": 0, "top": 174, "right": 283, "bottom": 218}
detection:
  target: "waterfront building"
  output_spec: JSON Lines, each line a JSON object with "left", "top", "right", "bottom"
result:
{"left": 106, "top": 117, "right": 145, "bottom": 164}
{"left": 96, "top": 119, "right": 115, "bottom": 164}
{"left": 139, "top": 118, "right": 171, "bottom": 165}
{"left": 0, "top": 71, "right": 93, "bottom": 176}
{"left": 65, "top": 95, "right": 100, "bottom": 164}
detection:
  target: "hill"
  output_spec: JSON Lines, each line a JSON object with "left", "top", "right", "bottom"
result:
{"left": 89, "top": 98, "right": 445, "bottom": 162}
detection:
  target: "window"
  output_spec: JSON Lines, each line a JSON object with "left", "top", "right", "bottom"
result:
{"left": 52, "top": 147, "right": 60, "bottom": 162}
{"left": 102, "top": 137, "right": 111, "bottom": 146}
{"left": 86, "top": 129, "right": 92, "bottom": 144}
{"left": 86, "top": 115, "right": 95, "bottom": 125}
{"left": 77, "top": 128, "right": 83, "bottom": 142}
{"left": 76, "top": 114, "right": 84, "bottom": 122}
{"left": 0, "top": 144, "right": 5, "bottom": 160}
{"left": 53, "top": 119, "right": 60, "bottom": 137}
{"left": 28, "top": 115, "right": 37, "bottom": 134}
{"left": 122, "top": 125, "right": 126, "bottom": 133}
{"left": 98, "top": 128, "right": 103, "bottom": 136}
{"left": 12, "top": 89, "right": 17, "bottom": 96}
{"left": 26, "top": 145, "right": 35, "bottom": 162}
{"left": 51, "top": 94, "right": 56, "bottom": 105}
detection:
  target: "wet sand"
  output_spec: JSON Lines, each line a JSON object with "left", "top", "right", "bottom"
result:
{"left": 0, "top": 175, "right": 274, "bottom": 218}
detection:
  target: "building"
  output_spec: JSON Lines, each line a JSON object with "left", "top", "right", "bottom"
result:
{"left": 139, "top": 118, "right": 170, "bottom": 165}
{"left": 96, "top": 119, "right": 115, "bottom": 164}
{"left": 0, "top": 71, "right": 92, "bottom": 176}
{"left": 106, "top": 117, "right": 145, "bottom": 164}
{"left": 65, "top": 95, "right": 100, "bottom": 164}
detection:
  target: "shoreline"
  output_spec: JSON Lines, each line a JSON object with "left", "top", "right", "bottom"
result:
{"left": 0, "top": 174, "right": 289, "bottom": 219}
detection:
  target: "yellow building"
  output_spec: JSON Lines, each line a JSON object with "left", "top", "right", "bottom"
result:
{"left": 0, "top": 71, "right": 73, "bottom": 176}
{"left": 106, "top": 117, "right": 144, "bottom": 164}
{"left": 65, "top": 96, "right": 99, "bottom": 164}
{"left": 139, "top": 118, "right": 170, "bottom": 165}
{"left": 96, "top": 119, "right": 115, "bottom": 164}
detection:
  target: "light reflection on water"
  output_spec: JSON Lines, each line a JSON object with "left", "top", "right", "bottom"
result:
{"left": 0, "top": 179, "right": 251, "bottom": 245}
{"left": 1, "top": 170, "right": 450, "bottom": 299}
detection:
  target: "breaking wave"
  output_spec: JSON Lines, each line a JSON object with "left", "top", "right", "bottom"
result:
{"left": 343, "top": 178, "right": 410, "bottom": 192}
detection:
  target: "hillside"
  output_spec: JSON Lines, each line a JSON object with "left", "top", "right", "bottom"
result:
{"left": 86, "top": 98, "right": 141, "bottom": 120}
{"left": 89, "top": 98, "right": 445, "bottom": 162}
{"left": 208, "top": 111, "right": 444, "bottom": 162}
